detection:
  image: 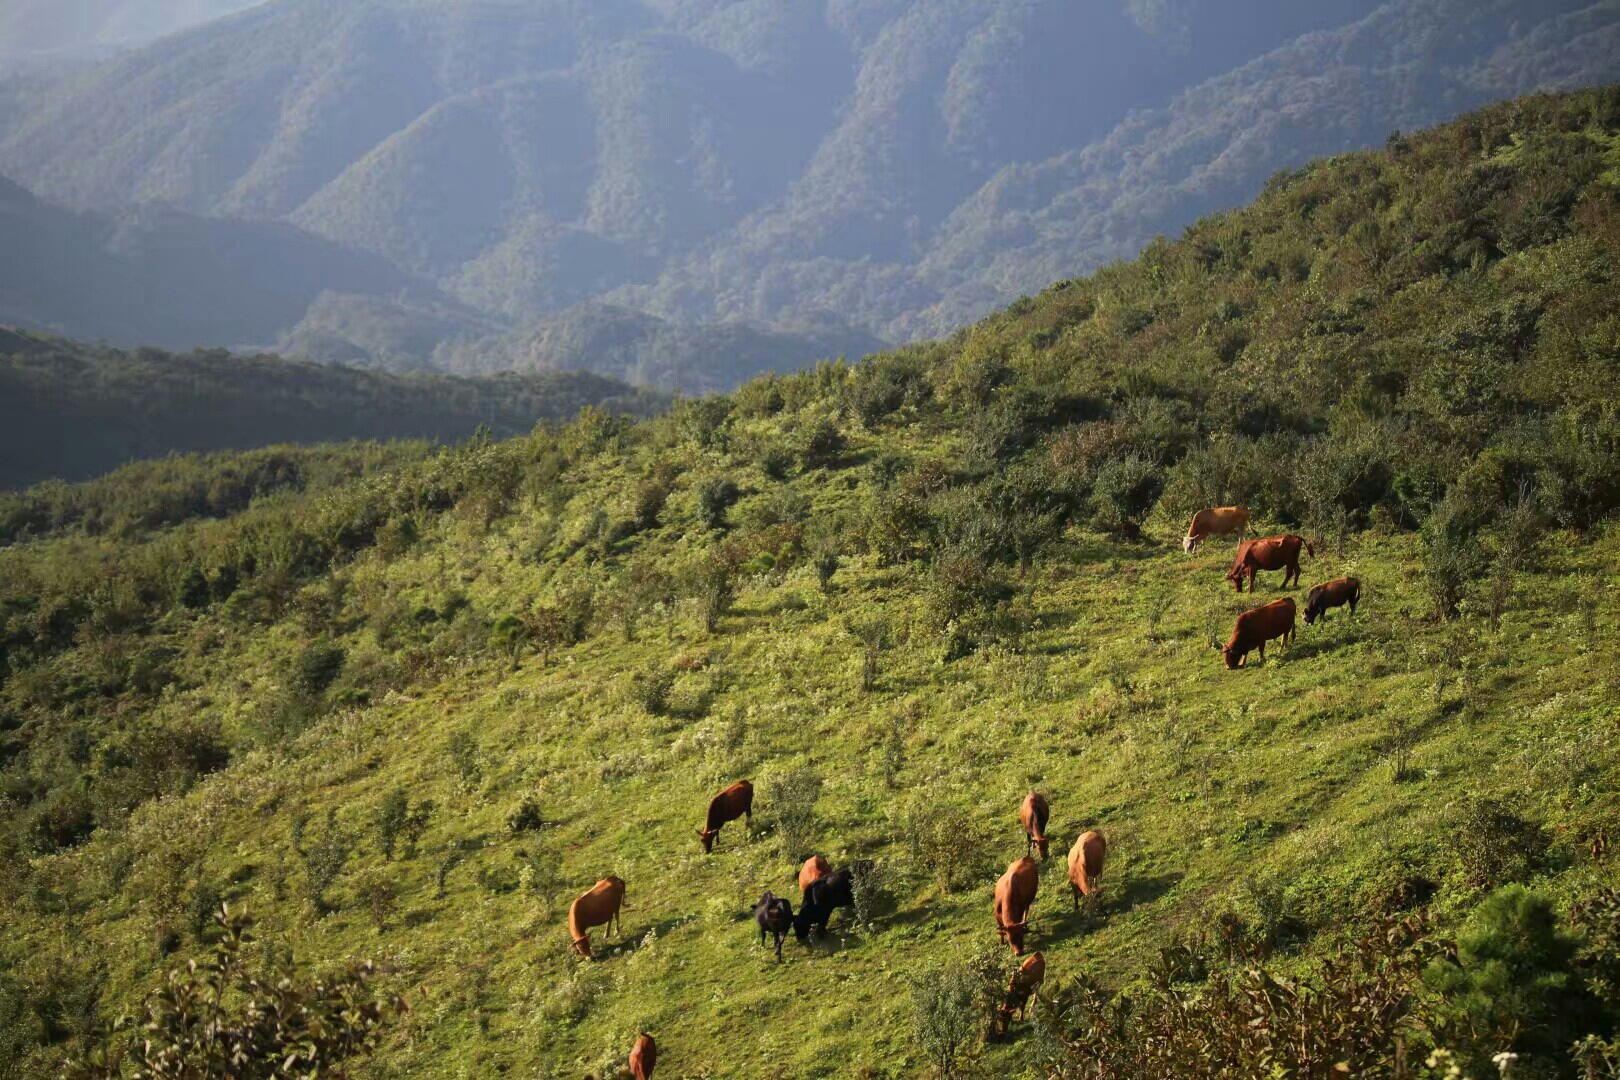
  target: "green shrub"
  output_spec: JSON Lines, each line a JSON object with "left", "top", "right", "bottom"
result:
{"left": 1453, "top": 797, "right": 1548, "bottom": 889}
{"left": 291, "top": 642, "right": 345, "bottom": 696}
{"left": 1425, "top": 886, "right": 1598, "bottom": 1075}
{"left": 375, "top": 787, "right": 410, "bottom": 860}
{"left": 73, "top": 908, "right": 402, "bottom": 1078}
{"left": 695, "top": 475, "right": 741, "bottom": 531}
{"left": 767, "top": 766, "right": 822, "bottom": 856}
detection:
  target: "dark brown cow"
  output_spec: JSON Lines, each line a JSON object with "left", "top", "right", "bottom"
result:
{"left": 1226, "top": 534, "right": 1313, "bottom": 592}
{"left": 1183, "top": 505, "right": 1249, "bottom": 554}
{"left": 1304, "top": 576, "right": 1361, "bottom": 624}
{"left": 568, "top": 876, "right": 626, "bottom": 959}
{"left": 698, "top": 780, "right": 753, "bottom": 853}
{"left": 993, "top": 952, "right": 1047, "bottom": 1037}
{"left": 993, "top": 856, "right": 1040, "bottom": 955}
{"left": 798, "top": 855, "right": 831, "bottom": 893}
{"left": 1019, "top": 791, "right": 1050, "bottom": 860}
{"left": 629, "top": 1032, "right": 656, "bottom": 1080}
{"left": 1219, "top": 597, "right": 1296, "bottom": 669}
{"left": 1068, "top": 830, "right": 1106, "bottom": 909}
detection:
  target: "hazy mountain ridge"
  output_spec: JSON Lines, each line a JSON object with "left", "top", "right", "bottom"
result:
{"left": 2, "top": 0, "right": 1619, "bottom": 380}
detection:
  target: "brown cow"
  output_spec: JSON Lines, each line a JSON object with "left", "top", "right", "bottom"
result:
{"left": 1304, "top": 576, "right": 1361, "bottom": 625}
{"left": 1019, "top": 792, "right": 1050, "bottom": 860}
{"left": 1068, "top": 830, "right": 1106, "bottom": 909}
{"left": 698, "top": 780, "right": 753, "bottom": 853}
{"left": 1226, "top": 534, "right": 1313, "bottom": 592}
{"left": 568, "top": 876, "right": 626, "bottom": 959}
{"left": 798, "top": 855, "right": 831, "bottom": 893}
{"left": 993, "top": 952, "right": 1047, "bottom": 1037}
{"left": 629, "top": 1032, "right": 656, "bottom": 1080}
{"left": 1183, "top": 505, "right": 1249, "bottom": 553}
{"left": 1219, "top": 597, "right": 1296, "bottom": 669}
{"left": 993, "top": 855, "right": 1040, "bottom": 955}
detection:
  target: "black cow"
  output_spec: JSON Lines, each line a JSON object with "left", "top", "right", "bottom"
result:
{"left": 793, "top": 867, "right": 854, "bottom": 943}
{"left": 754, "top": 891, "right": 794, "bottom": 960}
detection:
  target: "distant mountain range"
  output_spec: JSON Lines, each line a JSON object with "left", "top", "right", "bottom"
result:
{"left": 1, "top": 0, "right": 1618, "bottom": 389}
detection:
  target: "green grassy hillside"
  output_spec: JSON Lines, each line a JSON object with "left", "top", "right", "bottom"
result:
{"left": 4, "top": 88, "right": 1620, "bottom": 1079}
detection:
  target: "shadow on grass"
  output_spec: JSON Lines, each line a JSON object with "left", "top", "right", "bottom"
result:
{"left": 596, "top": 915, "right": 688, "bottom": 959}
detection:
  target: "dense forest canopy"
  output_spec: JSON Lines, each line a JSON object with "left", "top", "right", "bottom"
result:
{"left": 0, "top": 330, "right": 667, "bottom": 492}
{"left": 2, "top": 88, "right": 1620, "bottom": 1078}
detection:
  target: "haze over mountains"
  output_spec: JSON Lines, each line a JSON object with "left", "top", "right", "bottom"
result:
{"left": 2, "top": 0, "right": 1619, "bottom": 389}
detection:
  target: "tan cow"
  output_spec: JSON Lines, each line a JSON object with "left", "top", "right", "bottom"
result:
{"left": 568, "top": 876, "right": 626, "bottom": 959}
{"left": 698, "top": 780, "right": 753, "bottom": 853}
{"left": 1068, "top": 830, "right": 1106, "bottom": 909}
{"left": 993, "top": 952, "right": 1047, "bottom": 1037}
{"left": 1220, "top": 597, "right": 1296, "bottom": 669}
{"left": 1183, "top": 505, "right": 1249, "bottom": 553}
{"left": 798, "top": 855, "right": 831, "bottom": 893}
{"left": 993, "top": 856, "right": 1040, "bottom": 955}
{"left": 1019, "top": 791, "right": 1050, "bottom": 860}
{"left": 629, "top": 1032, "right": 656, "bottom": 1079}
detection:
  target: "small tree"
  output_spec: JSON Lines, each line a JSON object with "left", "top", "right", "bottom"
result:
{"left": 375, "top": 787, "right": 410, "bottom": 860}
{"left": 769, "top": 766, "right": 823, "bottom": 856}
{"left": 910, "top": 959, "right": 981, "bottom": 1078}
{"left": 299, "top": 809, "right": 352, "bottom": 914}
{"left": 352, "top": 868, "right": 401, "bottom": 931}
{"left": 846, "top": 616, "right": 892, "bottom": 692}
{"left": 696, "top": 475, "right": 741, "bottom": 531}
{"left": 490, "top": 614, "right": 530, "bottom": 666}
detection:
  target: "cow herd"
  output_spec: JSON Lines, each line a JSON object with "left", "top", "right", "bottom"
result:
{"left": 570, "top": 506, "right": 1360, "bottom": 1073}
{"left": 1189, "top": 506, "right": 1362, "bottom": 670}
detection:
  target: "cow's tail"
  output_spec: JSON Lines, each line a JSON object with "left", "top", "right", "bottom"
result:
{"left": 1304, "top": 540, "right": 1316, "bottom": 558}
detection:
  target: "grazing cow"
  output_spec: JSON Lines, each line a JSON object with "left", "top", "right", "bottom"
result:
{"left": 698, "top": 780, "right": 753, "bottom": 853}
{"left": 798, "top": 855, "right": 831, "bottom": 893}
{"left": 1068, "top": 830, "right": 1107, "bottom": 909}
{"left": 993, "top": 952, "right": 1047, "bottom": 1037}
{"left": 568, "top": 876, "right": 626, "bottom": 959}
{"left": 1019, "top": 792, "right": 1051, "bottom": 860}
{"left": 1183, "top": 505, "right": 1250, "bottom": 554}
{"left": 1219, "top": 597, "right": 1296, "bottom": 669}
{"left": 1226, "top": 534, "right": 1313, "bottom": 592}
{"left": 993, "top": 856, "right": 1040, "bottom": 955}
{"left": 754, "top": 891, "right": 795, "bottom": 960}
{"left": 629, "top": 1033, "right": 656, "bottom": 1080}
{"left": 794, "top": 867, "right": 854, "bottom": 943}
{"left": 1304, "top": 576, "right": 1361, "bottom": 625}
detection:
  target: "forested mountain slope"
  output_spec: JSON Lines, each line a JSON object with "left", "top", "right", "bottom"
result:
{"left": 2, "top": 0, "right": 1618, "bottom": 382}
{"left": 0, "top": 330, "right": 665, "bottom": 491}
{"left": 0, "top": 0, "right": 260, "bottom": 60}
{"left": 3, "top": 89, "right": 1620, "bottom": 1078}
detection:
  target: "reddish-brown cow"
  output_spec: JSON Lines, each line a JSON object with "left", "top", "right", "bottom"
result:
{"left": 798, "top": 854, "right": 831, "bottom": 893}
{"left": 993, "top": 856, "right": 1040, "bottom": 955}
{"left": 1068, "top": 830, "right": 1106, "bottom": 909}
{"left": 629, "top": 1032, "right": 656, "bottom": 1079}
{"left": 994, "top": 952, "right": 1047, "bottom": 1037}
{"left": 698, "top": 780, "right": 753, "bottom": 853}
{"left": 1220, "top": 597, "right": 1296, "bottom": 669}
{"left": 1019, "top": 792, "right": 1050, "bottom": 860}
{"left": 1226, "top": 534, "right": 1313, "bottom": 592}
{"left": 1304, "top": 576, "right": 1361, "bottom": 624}
{"left": 568, "top": 876, "right": 626, "bottom": 959}
{"left": 1183, "top": 505, "right": 1249, "bottom": 554}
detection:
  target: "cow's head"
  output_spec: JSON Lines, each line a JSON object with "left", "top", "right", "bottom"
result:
{"left": 1222, "top": 644, "right": 1243, "bottom": 670}
{"left": 1182, "top": 535, "right": 1197, "bottom": 554}
{"left": 1303, "top": 599, "right": 1320, "bottom": 625}
{"left": 1004, "top": 920, "right": 1029, "bottom": 954}
{"left": 697, "top": 827, "right": 719, "bottom": 853}
{"left": 572, "top": 934, "right": 592, "bottom": 959}
{"left": 792, "top": 906, "right": 814, "bottom": 943}
{"left": 1034, "top": 836, "right": 1049, "bottom": 860}
{"left": 1227, "top": 569, "right": 1245, "bottom": 592}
